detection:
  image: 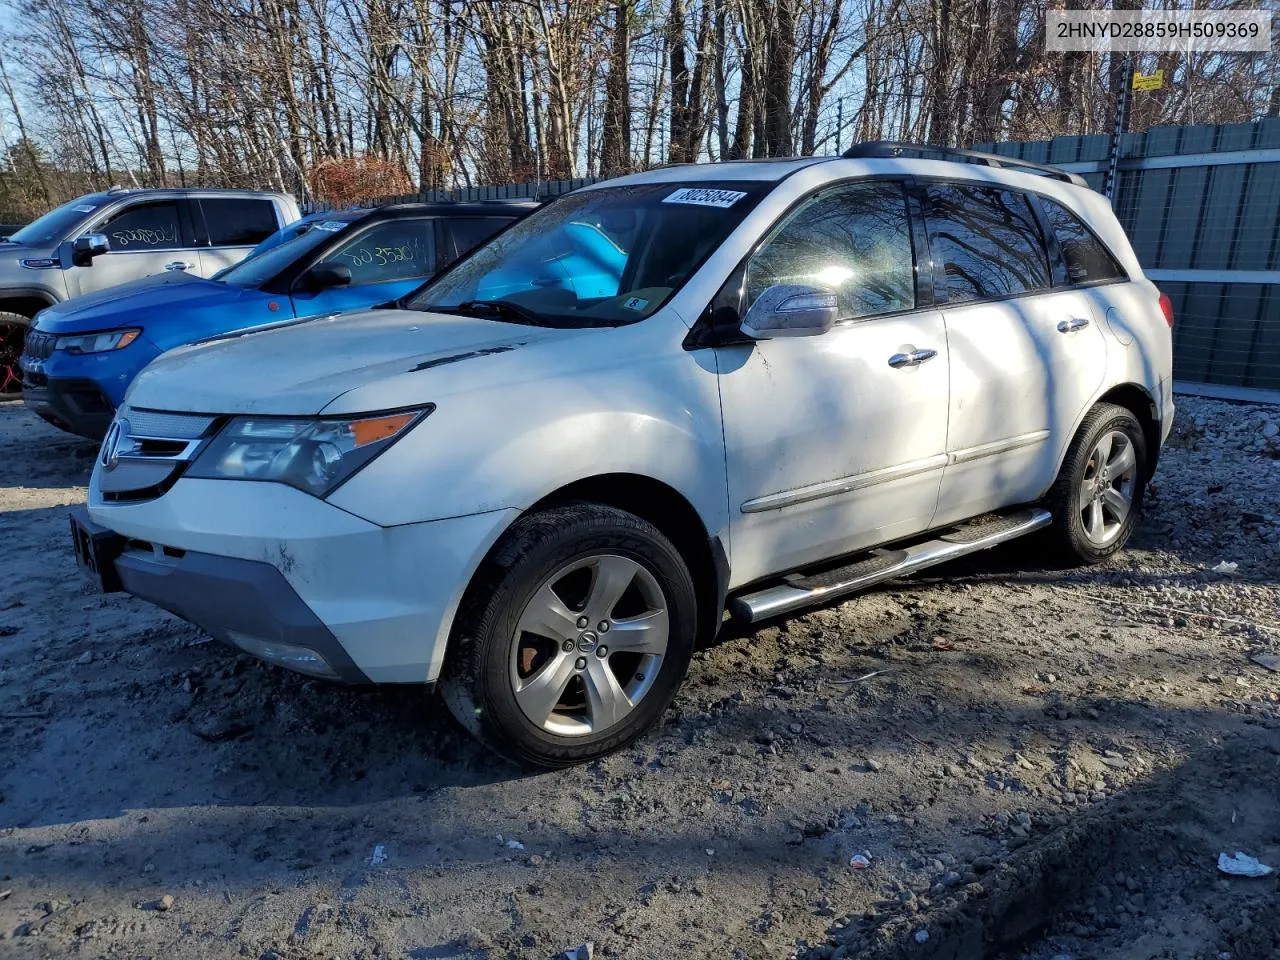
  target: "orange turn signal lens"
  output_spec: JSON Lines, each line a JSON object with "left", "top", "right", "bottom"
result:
{"left": 117, "top": 329, "right": 141, "bottom": 349}
{"left": 350, "top": 412, "right": 416, "bottom": 447}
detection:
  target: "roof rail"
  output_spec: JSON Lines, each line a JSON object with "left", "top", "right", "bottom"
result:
{"left": 841, "top": 141, "right": 1088, "bottom": 187}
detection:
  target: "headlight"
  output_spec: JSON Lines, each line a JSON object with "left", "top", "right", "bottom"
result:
{"left": 56, "top": 328, "right": 142, "bottom": 354}
{"left": 187, "top": 407, "right": 432, "bottom": 497}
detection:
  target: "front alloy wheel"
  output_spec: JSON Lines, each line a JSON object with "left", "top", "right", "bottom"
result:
{"left": 442, "top": 503, "right": 697, "bottom": 768}
{"left": 511, "top": 555, "right": 669, "bottom": 737}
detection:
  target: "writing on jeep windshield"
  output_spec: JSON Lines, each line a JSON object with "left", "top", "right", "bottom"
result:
{"left": 410, "top": 182, "right": 767, "bottom": 327}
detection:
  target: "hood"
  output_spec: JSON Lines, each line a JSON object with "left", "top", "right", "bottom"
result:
{"left": 125, "top": 308, "right": 576, "bottom": 415}
{"left": 35, "top": 273, "right": 249, "bottom": 334}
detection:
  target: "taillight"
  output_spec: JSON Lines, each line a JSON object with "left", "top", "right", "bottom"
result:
{"left": 1158, "top": 292, "right": 1174, "bottom": 329}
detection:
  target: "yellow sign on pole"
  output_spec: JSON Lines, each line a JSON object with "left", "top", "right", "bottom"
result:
{"left": 1132, "top": 69, "right": 1164, "bottom": 92}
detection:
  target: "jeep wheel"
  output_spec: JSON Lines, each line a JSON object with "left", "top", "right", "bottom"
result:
{"left": 441, "top": 503, "right": 697, "bottom": 768}
{"left": 1047, "top": 402, "right": 1148, "bottom": 564}
{"left": 0, "top": 312, "right": 30, "bottom": 396}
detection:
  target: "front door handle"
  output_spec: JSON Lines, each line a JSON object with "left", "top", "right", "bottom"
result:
{"left": 164, "top": 260, "right": 194, "bottom": 272}
{"left": 1057, "top": 317, "right": 1090, "bottom": 333}
{"left": 888, "top": 348, "right": 939, "bottom": 369}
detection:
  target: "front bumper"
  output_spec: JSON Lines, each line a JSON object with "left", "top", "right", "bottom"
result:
{"left": 23, "top": 377, "right": 115, "bottom": 439}
{"left": 87, "top": 476, "right": 517, "bottom": 683}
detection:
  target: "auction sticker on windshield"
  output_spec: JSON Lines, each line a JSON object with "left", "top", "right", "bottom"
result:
{"left": 663, "top": 188, "right": 747, "bottom": 208}
{"left": 73, "top": 204, "right": 97, "bottom": 213}
{"left": 314, "top": 221, "right": 349, "bottom": 232}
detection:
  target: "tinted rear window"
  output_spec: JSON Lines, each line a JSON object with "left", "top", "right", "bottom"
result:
{"left": 1040, "top": 197, "right": 1125, "bottom": 285}
{"left": 201, "top": 198, "right": 278, "bottom": 246}
{"left": 924, "top": 184, "right": 1051, "bottom": 303}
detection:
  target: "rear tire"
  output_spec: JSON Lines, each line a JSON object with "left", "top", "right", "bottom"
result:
{"left": 1046, "top": 403, "right": 1148, "bottom": 564}
{"left": 441, "top": 502, "right": 697, "bottom": 769}
{"left": 0, "top": 311, "right": 31, "bottom": 396}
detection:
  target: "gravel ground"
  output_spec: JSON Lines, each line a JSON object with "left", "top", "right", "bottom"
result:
{"left": 0, "top": 394, "right": 1277, "bottom": 960}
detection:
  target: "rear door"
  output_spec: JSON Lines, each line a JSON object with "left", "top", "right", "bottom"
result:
{"left": 289, "top": 216, "right": 438, "bottom": 316}
{"left": 194, "top": 197, "right": 282, "bottom": 275}
{"left": 68, "top": 198, "right": 195, "bottom": 297}
{"left": 925, "top": 182, "right": 1108, "bottom": 527}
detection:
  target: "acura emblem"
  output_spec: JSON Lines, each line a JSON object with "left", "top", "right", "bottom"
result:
{"left": 100, "top": 418, "right": 135, "bottom": 470}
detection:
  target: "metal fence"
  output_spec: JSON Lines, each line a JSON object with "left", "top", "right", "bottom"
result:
{"left": 976, "top": 118, "right": 1280, "bottom": 396}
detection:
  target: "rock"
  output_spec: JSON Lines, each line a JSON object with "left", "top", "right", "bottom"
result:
{"left": 943, "top": 763, "right": 962, "bottom": 778}
{"left": 76, "top": 650, "right": 95, "bottom": 665}
{"left": 865, "top": 758, "right": 882, "bottom": 772}
{"left": 913, "top": 929, "right": 929, "bottom": 943}
{"left": 788, "top": 722, "right": 804, "bottom": 734}
{"left": 458, "top": 930, "right": 494, "bottom": 951}
{"left": 561, "top": 943, "right": 594, "bottom": 960}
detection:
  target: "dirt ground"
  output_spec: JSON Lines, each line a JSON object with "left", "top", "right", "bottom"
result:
{"left": 1, "top": 394, "right": 1278, "bottom": 960}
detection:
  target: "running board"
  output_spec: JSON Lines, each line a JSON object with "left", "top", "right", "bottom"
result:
{"left": 727, "top": 507, "right": 1052, "bottom": 623}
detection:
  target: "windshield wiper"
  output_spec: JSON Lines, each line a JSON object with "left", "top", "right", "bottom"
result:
{"left": 438, "top": 299, "right": 548, "bottom": 326}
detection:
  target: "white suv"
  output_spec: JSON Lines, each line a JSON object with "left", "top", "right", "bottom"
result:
{"left": 75, "top": 144, "right": 1174, "bottom": 767}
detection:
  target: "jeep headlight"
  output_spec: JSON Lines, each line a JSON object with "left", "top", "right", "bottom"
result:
{"left": 188, "top": 407, "right": 431, "bottom": 496}
{"left": 57, "top": 328, "right": 142, "bottom": 354}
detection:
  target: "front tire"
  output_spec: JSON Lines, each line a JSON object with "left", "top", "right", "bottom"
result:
{"left": 0, "top": 311, "right": 31, "bottom": 396}
{"left": 1047, "top": 403, "right": 1148, "bottom": 564}
{"left": 441, "top": 503, "right": 697, "bottom": 768}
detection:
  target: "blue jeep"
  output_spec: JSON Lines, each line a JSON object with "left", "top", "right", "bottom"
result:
{"left": 21, "top": 201, "right": 532, "bottom": 438}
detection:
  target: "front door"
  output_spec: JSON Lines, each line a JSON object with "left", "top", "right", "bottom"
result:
{"left": 921, "top": 182, "right": 1109, "bottom": 526}
{"left": 67, "top": 199, "right": 195, "bottom": 297}
{"left": 714, "top": 180, "right": 950, "bottom": 587}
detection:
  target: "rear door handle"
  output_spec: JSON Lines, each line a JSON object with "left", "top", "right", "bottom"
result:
{"left": 888, "top": 348, "right": 938, "bottom": 369}
{"left": 164, "top": 260, "right": 194, "bottom": 272}
{"left": 1057, "top": 317, "right": 1090, "bottom": 333}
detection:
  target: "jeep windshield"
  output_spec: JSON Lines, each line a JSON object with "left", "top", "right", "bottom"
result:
{"left": 407, "top": 182, "right": 768, "bottom": 327}
{"left": 216, "top": 215, "right": 360, "bottom": 287}
{"left": 4, "top": 197, "right": 102, "bottom": 245}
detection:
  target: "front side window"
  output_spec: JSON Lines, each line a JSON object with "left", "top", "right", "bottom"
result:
{"left": 201, "top": 198, "right": 278, "bottom": 247}
{"left": 94, "top": 201, "right": 182, "bottom": 250}
{"left": 746, "top": 181, "right": 915, "bottom": 320}
{"left": 1040, "top": 197, "right": 1125, "bottom": 285}
{"left": 924, "top": 184, "right": 1050, "bottom": 303}
{"left": 409, "top": 182, "right": 768, "bottom": 327}
{"left": 316, "top": 219, "right": 435, "bottom": 284}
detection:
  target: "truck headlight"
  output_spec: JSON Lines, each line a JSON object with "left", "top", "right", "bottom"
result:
{"left": 56, "top": 328, "right": 142, "bottom": 354}
{"left": 187, "top": 407, "right": 431, "bottom": 496}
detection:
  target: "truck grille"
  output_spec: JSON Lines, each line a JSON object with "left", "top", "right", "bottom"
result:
{"left": 23, "top": 330, "right": 57, "bottom": 360}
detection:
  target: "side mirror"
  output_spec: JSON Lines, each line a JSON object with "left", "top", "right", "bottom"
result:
{"left": 741, "top": 283, "right": 838, "bottom": 339}
{"left": 305, "top": 262, "right": 352, "bottom": 291}
{"left": 72, "top": 233, "right": 110, "bottom": 266}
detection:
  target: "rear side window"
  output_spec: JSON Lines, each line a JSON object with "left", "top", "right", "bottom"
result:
{"left": 317, "top": 218, "right": 436, "bottom": 284}
{"left": 746, "top": 180, "right": 916, "bottom": 321}
{"left": 448, "top": 217, "right": 514, "bottom": 260}
{"left": 924, "top": 184, "right": 1050, "bottom": 302}
{"left": 201, "top": 198, "right": 278, "bottom": 247}
{"left": 95, "top": 201, "right": 181, "bottom": 250}
{"left": 1039, "top": 197, "right": 1125, "bottom": 285}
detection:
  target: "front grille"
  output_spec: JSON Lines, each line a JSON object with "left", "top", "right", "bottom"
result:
{"left": 23, "top": 330, "right": 56, "bottom": 360}
{"left": 97, "top": 407, "right": 218, "bottom": 503}
{"left": 124, "top": 408, "right": 218, "bottom": 439}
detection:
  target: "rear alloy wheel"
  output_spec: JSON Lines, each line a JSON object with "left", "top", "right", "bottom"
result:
{"left": 442, "top": 503, "right": 696, "bottom": 768}
{"left": 1047, "top": 402, "right": 1148, "bottom": 563}
{"left": 0, "top": 312, "right": 30, "bottom": 396}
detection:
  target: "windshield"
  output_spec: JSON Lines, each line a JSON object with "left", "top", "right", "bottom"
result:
{"left": 217, "top": 217, "right": 354, "bottom": 287}
{"left": 407, "top": 182, "right": 768, "bottom": 327}
{"left": 4, "top": 197, "right": 102, "bottom": 246}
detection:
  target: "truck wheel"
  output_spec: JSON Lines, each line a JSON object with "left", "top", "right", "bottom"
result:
{"left": 0, "top": 312, "right": 30, "bottom": 396}
{"left": 441, "top": 502, "right": 697, "bottom": 768}
{"left": 1047, "top": 403, "right": 1148, "bottom": 564}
